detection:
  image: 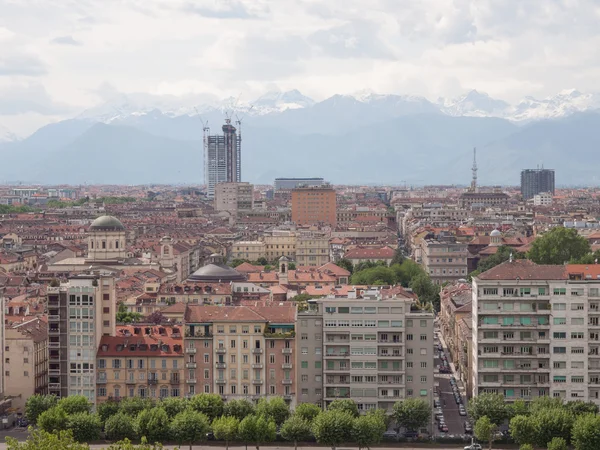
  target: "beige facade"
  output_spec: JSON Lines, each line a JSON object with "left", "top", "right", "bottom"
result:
{"left": 263, "top": 230, "right": 296, "bottom": 260}
{"left": 421, "top": 239, "right": 468, "bottom": 285}
{"left": 296, "top": 234, "right": 330, "bottom": 267}
{"left": 214, "top": 182, "right": 254, "bottom": 215}
{"left": 4, "top": 318, "right": 48, "bottom": 411}
{"left": 231, "top": 241, "right": 266, "bottom": 261}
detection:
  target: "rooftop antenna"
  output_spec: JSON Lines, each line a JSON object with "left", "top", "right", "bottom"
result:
{"left": 471, "top": 147, "right": 478, "bottom": 192}
{"left": 194, "top": 107, "right": 210, "bottom": 186}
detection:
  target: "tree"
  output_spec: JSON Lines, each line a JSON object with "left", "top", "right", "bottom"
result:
{"left": 474, "top": 416, "right": 497, "bottom": 450}
{"left": 472, "top": 246, "right": 526, "bottom": 277}
{"left": 312, "top": 410, "right": 354, "bottom": 450}
{"left": 119, "top": 397, "right": 153, "bottom": 417}
{"left": 66, "top": 412, "right": 101, "bottom": 442}
{"left": 238, "top": 415, "right": 277, "bottom": 450}
{"left": 336, "top": 259, "right": 353, "bottom": 274}
{"left": 106, "top": 437, "right": 164, "bottom": 450}
{"left": 294, "top": 403, "right": 322, "bottom": 423}
{"left": 57, "top": 395, "right": 91, "bottom": 415}
{"left": 212, "top": 416, "right": 239, "bottom": 450}
{"left": 509, "top": 415, "right": 536, "bottom": 446}
{"left": 547, "top": 437, "right": 568, "bottom": 450}
{"left": 105, "top": 412, "right": 137, "bottom": 441}
{"left": 189, "top": 393, "right": 224, "bottom": 421}
{"left": 6, "top": 429, "right": 88, "bottom": 450}
{"left": 280, "top": 416, "right": 311, "bottom": 450}
{"left": 528, "top": 227, "right": 591, "bottom": 265}
{"left": 116, "top": 302, "right": 143, "bottom": 323}
{"left": 170, "top": 410, "right": 211, "bottom": 450}
{"left": 223, "top": 399, "right": 255, "bottom": 421}
{"left": 288, "top": 262, "right": 296, "bottom": 270}
{"left": 528, "top": 395, "right": 564, "bottom": 414}
{"left": 529, "top": 408, "right": 574, "bottom": 448}
{"left": 392, "top": 399, "right": 430, "bottom": 432}
{"left": 519, "top": 445, "right": 534, "bottom": 450}
{"left": 25, "top": 394, "right": 57, "bottom": 424}
{"left": 327, "top": 399, "right": 359, "bottom": 418}
{"left": 145, "top": 311, "right": 166, "bottom": 324}
{"left": 571, "top": 413, "right": 600, "bottom": 450}
{"left": 97, "top": 400, "right": 121, "bottom": 425}
{"left": 255, "top": 397, "right": 290, "bottom": 425}
{"left": 508, "top": 399, "right": 529, "bottom": 418}
{"left": 565, "top": 400, "right": 599, "bottom": 416}
{"left": 352, "top": 413, "right": 385, "bottom": 450}
{"left": 409, "top": 273, "right": 440, "bottom": 310}
{"left": 37, "top": 406, "right": 68, "bottom": 433}
{"left": 135, "top": 407, "right": 171, "bottom": 443}
{"left": 160, "top": 397, "right": 188, "bottom": 418}
{"left": 390, "top": 248, "right": 404, "bottom": 266}
{"left": 467, "top": 393, "right": 507, "bottom": 426}
{"left": 231, "top": 259, "right": 250, "bottom": 267}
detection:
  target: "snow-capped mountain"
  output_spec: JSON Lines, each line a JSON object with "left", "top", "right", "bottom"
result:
{"left": 0, "top": 124, "right": 18, "bottom": 143}
{"left": 438, "top": 90, "right": 510, "bottom": 117}
{"left": 511, "top": 89, "right": 600, "bottom": 121}
{"left": 250, "top": 89, "right": 315, "bottom": 114}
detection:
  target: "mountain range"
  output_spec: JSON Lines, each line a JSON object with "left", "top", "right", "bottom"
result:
{"left": 2, "top": 88, "right": 600, "bottom": 186}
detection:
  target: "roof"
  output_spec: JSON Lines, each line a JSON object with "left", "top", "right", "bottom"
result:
{"left": 344, "top": 246, "right": 395, "bottom": 259}
{"left": 89, "top": 215, "right": 125, "bottom": 231}
{"left": 97, "top": 325, "right": 183, "bottom": 357}
{"left": 235, "top": 262, "right": 264, "bottom": 273}
{"left": 185, "top": 305, "right": 269, "bottom": 323}
{"left": 318, "top": 262, "right": 351, "bottom": 277}
{"left": 566, "top": 264, "right": 600, "bottom": 279}
{"left": 476, "top": 260, "right": 567, "bottom": 281}
{"left": 187, "top": 263, "right": 247, "bottom": 282}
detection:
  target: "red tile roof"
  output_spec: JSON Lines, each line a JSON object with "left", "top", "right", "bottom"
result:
{"left": 476, "top": 260, "right": 567, "bottom": 281}
{"left": 344, "top": 246, "right": 395, "bottom": 259}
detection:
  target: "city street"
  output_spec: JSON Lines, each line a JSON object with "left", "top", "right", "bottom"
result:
{"left": 0, "top": 444, "right": 508, "bottom": 450}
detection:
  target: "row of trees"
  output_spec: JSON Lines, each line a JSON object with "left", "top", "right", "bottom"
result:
{"left": 26, "top": 394, "right": 431, "bottom": 448}
{"left": 467, "top": 393, "right": 600, "bottom": 450}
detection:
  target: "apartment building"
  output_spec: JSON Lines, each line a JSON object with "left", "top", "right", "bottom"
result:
{"left": 182, "top": 305, "right": 296, "bottom": 405}
{"left": 296, "top": 234, "right": 330, "bottom": 267}
{"left": 231, "top": 241, "right": 266, "bottom": 261}
{"left": 214, "top": 182, "right": 254, "bottom": 215}
{"left": 263, "top": 230, "right": 296, "bottom": 260}
{"left": 421, "top": 239, "right": 468, "bottom": 285}
{"left": 96, "top": 325, "right": 184, "bottom": 402}
{"left": 472, "top": 260, "right": 600, "bottom": 405}
{"left": 291, "top": 185, "right": 337, "bottom": 227}
{"left": 47, "top": 276, "right": 117, "bottom": 403}
{"left": 4, "top": 318, "right": 48, "bottom": 411}
{"left": 296, "top": 288, "right": 435, "bottom": 416}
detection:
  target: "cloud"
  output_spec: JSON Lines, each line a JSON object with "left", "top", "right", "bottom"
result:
{"left": 0, "top": 54, "right": 47, "bottom": 76}
{"left": 0, "top": 83, "right": 74, "bottom": 115}
{"left": 181, "top": 0, "right": 260, "bottom": 19}
{"left": 51, "top": 35, "right": 82, "bottom": 46}
{"left": 309, "top": 21, "right": 395, "bottom": 59}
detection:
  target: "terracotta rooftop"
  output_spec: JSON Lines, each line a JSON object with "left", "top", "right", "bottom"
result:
{"left": 184, "top": 304, "right": 295, "bottom": 324}
{"left": 476, "top": 260, "right": 567, "bottom": 281}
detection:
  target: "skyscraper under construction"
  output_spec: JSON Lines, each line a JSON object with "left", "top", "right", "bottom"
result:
{"left": 205, "top": 118, "right": 242, "bottom": 199}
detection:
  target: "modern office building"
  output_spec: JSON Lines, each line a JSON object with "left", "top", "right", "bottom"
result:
{"left": 47, "top": 276, "right": 117, "bottom": 403}
{"left": 521, "top": 168, "right": 555, "bottom": 200}
{"left": 206, "top": 119, "right": 242, "bottom": 199}
{"left": 472, "top": 260, "right": 600, "bottom": 405}
{"left": 296, "top": 288, "right": 435, "bottom": 416}
{"left": 275, "top": 178, "right": 324, "bottom": 190}
{"left": 291, "top": 184, "right": 337, "bottom": 227}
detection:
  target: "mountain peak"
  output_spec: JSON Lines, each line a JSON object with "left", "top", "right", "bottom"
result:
{"left": 0, "top": 124, "right": 18, "bottom": 143}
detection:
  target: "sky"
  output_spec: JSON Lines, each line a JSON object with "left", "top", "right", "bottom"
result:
{"left": 1, "top": 0, "right": 600, "bottom": 136}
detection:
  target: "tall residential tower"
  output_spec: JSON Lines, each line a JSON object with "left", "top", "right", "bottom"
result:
{"left": 206, "top": 119, "right": 242, "bottom": 199}
{"left": 521, "top": 168, "right": 555, "bottom": 200}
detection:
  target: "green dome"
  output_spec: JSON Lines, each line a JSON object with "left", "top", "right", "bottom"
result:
{"left": 89, "top": 215, "right": 125, "bottom": 231}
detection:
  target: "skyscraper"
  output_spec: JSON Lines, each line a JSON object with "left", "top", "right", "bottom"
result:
{"left": 206, "top": 119, "right": 242, "bottom": 199}
{"left": 521, "top": 168, "right": 555, "bottom": 200}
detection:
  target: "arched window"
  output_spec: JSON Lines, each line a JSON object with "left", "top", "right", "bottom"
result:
{"left": 102, "top": 241, "right": 106, "bottom": 249}
{"left": 115, "top": 240, "right": 119, "bottom": 249}
{"left": 90, "top": 240, "right": 94, "bottom": 249}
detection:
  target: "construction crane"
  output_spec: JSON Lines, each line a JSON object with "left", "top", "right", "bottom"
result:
{"left": 194, "top": 107, "right": 210, "bottom": 186}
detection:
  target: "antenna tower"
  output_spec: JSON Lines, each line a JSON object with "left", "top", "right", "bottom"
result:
{"left": 194, "top": 107, "right": 210, "bottom": 187}
{"left": 471, "top": 147, "right": 478, "bottom": 192}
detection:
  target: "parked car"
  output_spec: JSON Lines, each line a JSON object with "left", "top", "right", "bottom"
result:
{"left": 455, "top": 396, "right": 462, "bottom": 405}
{"left": 383, "top": 431, "right": 398, "bottom": 439}
{"left": 464, "top": 424, "right": 473, "bottom": 434}
{"left": 464, "top": 444, "right": 482, "bottom": 450}
{"left": 439, "top": 423, "right": 449, "bottom": 432}
{"left": 403, "top": 431, "right": 419, "bottom": 439}
{"left": 459, "top": 407, "right": 467, "bottom": 416}
{"left": 434, "top": 399, "right": 440, "bottom": 408}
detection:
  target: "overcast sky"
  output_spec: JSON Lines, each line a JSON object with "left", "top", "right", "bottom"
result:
{"left": 1, "top": 0, "right": 600, "bottom": 136}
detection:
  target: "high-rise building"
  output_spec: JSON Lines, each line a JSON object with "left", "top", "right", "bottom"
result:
{"left": 291, "top": 184, "right": 337, "bottom": 227}
{"left": 47, "top": 276, "right": 116, "bottom": 403}
{"left": 206, "top": 120, "right": 242, "bottom": 199}
{"left": 520, "top": 168, "right": 555, "bottom": 200}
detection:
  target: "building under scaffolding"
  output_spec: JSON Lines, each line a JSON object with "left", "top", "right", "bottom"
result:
{"left": 205, "top": 119, "right": 242, "bottom": 199}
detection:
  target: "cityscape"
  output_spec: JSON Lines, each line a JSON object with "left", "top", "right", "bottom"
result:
{"left": 2, "top": 1, "right": 600, "bottom": 450}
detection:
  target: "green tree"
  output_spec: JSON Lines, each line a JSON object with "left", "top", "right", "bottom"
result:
{"left": 97, "top": 400, "right": 121, "bottom": 425}
{"left": 256, "top": 257, "right": 269, "bottom": 266}
{"left": 390, "top": 248, "right": 405, "bottom": 266}
{"left": 223, "top": 398, "right": 255, "bottom": 420}
{"left": 37, "top": 406, "right": 68, "bottom": 433}
{"left": 6, "top": 429, "right": 88, "bottom": 450}
{"left": 238, "top": 415, "right": 277, "bottom": 450}
{"left": 467, "top": 392, "right": 507, "bottom": 426}
{"left": 519, "top": 445, "right": 534, "bottom": 450}
{"left": 288, "top": 262, "right": 296, "bottom": 270}
{"left": 119, "top": 397, "right": 153, "bottom": 417}
{"left": 116, "top": 302, "right": 143, "bottom": 323}
{"left": 528, "top": 227, "right": 591, "bottom": 265}
{"left": 294, "top": 403, "right": 322, "bottom": 423}
{"left": 57, "top": 395, "right": 91, "bottom": 415}
{"left": 528, "top": 396, "right": 564, "bottom": 414}
{"left": 170, "top": 410, "right": 211, "bottom": 450}
{"left": 571, "top": 413, "right": 600, "bottom": 450}
{"left": 212, "top": 415, "right": 239, "bottom": 450}
{"left": 160, "top": 397, "right": 188, "bottom": 418}
{"left": 280, "top": 416, "right": 312, "bottom": 450}
{"left": 530, "top": 408, "right": 574, "bottom": 448}
{"left": 392, "top": 399, "right": 430, "bottom": 432}
{"left": 189, "top": 393, "right": 224, "bottom": 421}
{"left": 547, "top": 437, "right": 569, "bottom": 450}
{"left": 365, "top": 409, "right": 388, "bottom": 434}
{"left": 565, "top": 400, "right": 599, "bottom": 416}
{"left": 336, "top": 259, "right": 353, "bottom": 274}
{"left": 25, "top": 394, "right": 57, "bottom": 424}
{"left": 509, "top": 415, "right": 535, "bottom": 446}
{"left": 231, "top": 259, "right": 250, "bottom": 267}
{"left": 105, "top": 412, "right": 137, "bottom": 441}
{"left": 312, "top": 410, "right": 354, "bottom": 450}
{"left": 472, "top": 246, "right": 526, "bottom": 277}
{"left": 66, "top": 412, "right": 101, "bottom": 442}
{"left": 508, "top": 399, "right": 529, "bottom": 418}
{"left": 255, "top": 397, "right": 290, "bottom": 425}
{"left": 474, "top": 416, "right": 497, "bottom": 450}
{"left": 135, "top": 407, "right": 171, "bottom": 443}
{"left": 352, "top": 413, "right": 385, "bottom": 450}
{"left": 327, "top": 399, "right": 359, "bottom": 418}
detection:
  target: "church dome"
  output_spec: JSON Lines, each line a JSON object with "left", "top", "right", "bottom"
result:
{"left": 490, "top": 229, "right": 501, "bottom": 237}
{"left": 187, "top": 262, "right": 247, "bottom": 282}
{"left": 89, "top": 215, "right": 125, "bottom": 231}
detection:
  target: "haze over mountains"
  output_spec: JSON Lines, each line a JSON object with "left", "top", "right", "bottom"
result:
{"left": 2, "top": 88, "right": 600, "bottom": 186}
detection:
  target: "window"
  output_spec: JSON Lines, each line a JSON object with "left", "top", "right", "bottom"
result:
{"left": 571, "top": 332, "right": 584, "bottom": 339}
{"left": 553, "top": 332, "right": 566, "bottom": 339}
{"left": 571, "top": 303, "right": 584, "bottom": 311}
{"left": 420, "top": 362, "right": 427, "bottom": 368}
{"left": 571, "top": 376, "right": 584, "bottom": 383}
{"left": 571, "top": 347, "right": 584, "bottom": 354}
{"left": 571, "top": 318, "right": 584, "bottom": 325}
{"left": 553, "top": 288, "right": 566, "bottom": 295}
{"left": 553, "top": 376, "right": 566, "bottom": 383}
{"left": 553, "top": 347, "right": 566, "bottom": 353}
{"left": 483, "top": 360, "right": 498, "bottom": 368}
{"left": 420, "top": 376, "right": 427, "bottom": 383}
{"left": 301, "top": 361, "right": 308, "bottom": 369}
{"left": 419, "top": 334, "right": 427, "bottom": 341}
{"left": 553, "top": 303, "right": 566, "bottom": 310}
{"left": 553, "top": 317, "right": 566, "bottom": 325}
{"left": 406, "top": 334, "right": 413, "bottom": 341}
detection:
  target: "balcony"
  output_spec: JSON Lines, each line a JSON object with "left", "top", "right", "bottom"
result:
{"left": 186, "top": 362, "right": 197, "bottom": 369}
{"left": 378, "top": 353, "right": 402, "bottom": 358}
{"left": 148, "top": 379, "right": 158, "bottom": 385}
{"left": 48, "top": 383, "right": 61, "bottom": 390}
{"left": 186, "top": 379, "right": 197, "bottom": 384}
{"left": 48, "top": 315, "right": 60, "bottom": 321}
{"left": 185, "top": 347, "right": 197, "bottom": 354}
{"left": 216, "top": 379, "right": 227, "bottom": 385}
{"left": 282, "top": 379, "right": 293, "bottom": 385}
{"left": 49, "top": 369, "right": 60, "bottom": 376}
{"left": 126, "top": 380, "right": 136, "bottom": 385}
{"left": 252, "top": 348, "right": 264, "bottom": 354}
{"left": 170, "top": 378, "right": 181, "bottom": 385}
{"left": 97, "top": 378, "right": 107, "bottom": 384}
{"left": 216, "top": 348, "right": 227, "bottom": 354}
{"left": 48, "top": 328, "right": 60, "bottom": 335}
{"left": 326, "top": 352, "right": 349, "bottom": 358}
{"left": 281, "top": 348, "right": 292, "bottom": 354}
{"left": 282, "top": 363, "right": 293, "bottom": 369}
{"left": 252, "top": 364, "right": 263, "bottom": 369}
{"left": 252, "top": 379, "right": 264, "bottom": 385}
{"left": 216, "top": 363, "right": 226, "bottom": 369}
{"left": 283, "top": 394, "right": 293, "bottom": 401}
{"left": 48, "top": 342, "right": 60, "bottom": 349}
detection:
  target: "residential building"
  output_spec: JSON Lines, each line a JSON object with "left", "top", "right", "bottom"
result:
{"left": 96, "top": 325, "right": 184, "bottom": 402}
{"left": 343, "top": 246, "right": 395, "bottom": 266}
{"left": 4, "top": 318, "right": 48, "bottom": 411}
{"left": 47, "top": 276, "right": 117, "bottom": 403}
{"left": 291, "top": 185, "right": 337, "bottom": 227}
{"left": 231, "top": 241, "right": 266, "bottom": 261}
{"left": 472, "top": 260, "right": 600, "bottom": 405}
{"left": 214, "top": 182, "right": 254, "bottom": 215}
{"left": 296, "top": 288, "right": 435, "bottom": 418}
{"left": 533, "top": 192, "right": 553, "bottom": 206}
{"left": 421, "top": 239, "right": 468, "bottom": 285}
{"left": 206, "top": 120, "right": 242, "bottom": 199}
{"left": 263, "top": 230, "right": 296, "bottom": 260}
{"left": 458, "top": 191, "right": 510, "bottom": 209}
{"left": 0, "top": 289, "right": 4, "bottom": 408}
{"left": 521, "top": 168, "right": 555, "bottom": 200}
{"left": 275, "top": 178, "right": 324, "bottom": 190}
{"left": 296, "top": 233, "right": 330, "bottom": 267}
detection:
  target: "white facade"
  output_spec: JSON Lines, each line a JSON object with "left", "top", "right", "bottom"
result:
{"left": 533, "top": 192, "right": 553, "bottom": 206}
